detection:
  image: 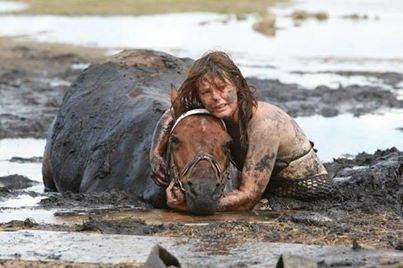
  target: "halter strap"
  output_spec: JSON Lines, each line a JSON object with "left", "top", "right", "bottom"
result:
{"left": 170, "top": 109, "right": 226, "bottom": 135}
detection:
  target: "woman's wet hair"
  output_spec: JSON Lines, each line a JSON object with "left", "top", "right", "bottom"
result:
{"left": 174, "top": 51, "right": 257, "bottom": 152}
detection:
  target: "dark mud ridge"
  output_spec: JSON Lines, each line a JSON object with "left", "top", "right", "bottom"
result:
{"left": 0, "top": 174, "right": 39, "bottom": 191}
{"left": 249, "top": 77, "right": 403, "bottom": 117}
{"left": 269, "top": 147, "right": 403, "bottom": 217}
{"left": 2, "top": 46, "right": 403, "bottom": 139}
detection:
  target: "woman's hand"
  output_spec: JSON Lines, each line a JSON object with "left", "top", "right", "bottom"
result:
{"left": 166, "top": 181, "right": 186, "bottom": 211}
{"left": 150, "top": 155, "right": 170, "bottom": 187}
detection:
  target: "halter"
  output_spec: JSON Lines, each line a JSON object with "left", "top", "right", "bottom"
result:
{"left": 167, "top": 109, "right": 230, "bottom": 194}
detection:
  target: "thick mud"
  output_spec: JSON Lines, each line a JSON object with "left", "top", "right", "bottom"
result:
{"left": 39, "top": 190, "right": 147, "bottom": 209}
{"left": 0, "top": 174, "right": 38, "bottom": 190}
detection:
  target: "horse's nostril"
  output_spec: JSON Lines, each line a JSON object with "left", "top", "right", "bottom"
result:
{"left": 216, "top": 183, "right": 220, "bottom": 187}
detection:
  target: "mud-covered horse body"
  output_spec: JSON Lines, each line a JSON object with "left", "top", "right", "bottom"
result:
{"left": 42, "top": 50, "right": 193, "bottom": 202}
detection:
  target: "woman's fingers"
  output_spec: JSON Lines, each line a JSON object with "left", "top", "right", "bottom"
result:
{"left": 173, "top": 187, "right": 185, "bottom": 203}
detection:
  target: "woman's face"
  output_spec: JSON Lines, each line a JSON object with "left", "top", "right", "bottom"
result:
{"left": 197, "top": 73, "right": 238, "bottom": 120}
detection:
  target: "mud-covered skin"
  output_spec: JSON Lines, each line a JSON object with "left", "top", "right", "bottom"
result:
{"left": 217, "top": 102, "right": 327, "bottom": 211}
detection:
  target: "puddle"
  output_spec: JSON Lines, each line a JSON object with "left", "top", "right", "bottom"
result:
{"left": 0, "top": 1, "right": 27, "bottom": 13}
{"left": 71, "top": 63, "right": 90, "bottom": 70}
{"left": 0, "top": 138, "right": 45, "bottom": 208}
{"left": 0, "top": 195, "right": 45, "bottom": 208}
{"left": 0, "top": 0, "right": 402, "bottom": 88}
{"left": 296, "top": 108, "right": 403, "bottom": 161}
{"left": 0, "top": 138, "right": 45, "bottom": 183}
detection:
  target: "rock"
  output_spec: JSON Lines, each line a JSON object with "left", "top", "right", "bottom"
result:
{"left": 253, "top": 11, "right": 276, "bottom": 36}
{"left": 315, "top": 12, "right": 329, "bottom": 21}
{"left": 278, "top": 212, "right": 333, "bottom": 226}
{"left": 145, "top": 244, "right": 181, "bottom": 268}
{"left": 395, "top": 241, "right": 403, "bottom": 251}
{"left": 0, "top": 175, "right": 39, "bottom": 190}
{"left": 276, "top": 253, "right": 317, "bottom": 268}
{"left": 352, "top": 239, "right": 362, "bottom": 250}
{"left": 292, "top": 10, "right": 309, "bottom": 21}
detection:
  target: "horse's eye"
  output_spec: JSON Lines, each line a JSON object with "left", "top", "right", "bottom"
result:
{"left": 170, "top": 135, "right": 180, "bottom": 144}
{"left": 223, "top": 139, "right": 232, "bottom": 148}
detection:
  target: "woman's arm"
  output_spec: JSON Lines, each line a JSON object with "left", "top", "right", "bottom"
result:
{"left": 149, "top": 108, "right": 174, "bottom": 186}
{"left": 217, "top": 124, "right": 280, "bottom": 211}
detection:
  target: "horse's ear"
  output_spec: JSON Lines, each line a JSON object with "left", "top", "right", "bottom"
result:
{"left": 170, "top": 84, "right": 178, "bottom": 104}
{"left": 170, "top": 84, "right": 180, "bottom": 118}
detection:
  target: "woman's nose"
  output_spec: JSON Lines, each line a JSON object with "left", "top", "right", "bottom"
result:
{"left": 211, "top": 89, "right": 220, "bottom": 102}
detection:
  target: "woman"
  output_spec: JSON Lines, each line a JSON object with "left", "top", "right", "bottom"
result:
{"left": 149, "top": 51, "right": 331, "bottom": 211}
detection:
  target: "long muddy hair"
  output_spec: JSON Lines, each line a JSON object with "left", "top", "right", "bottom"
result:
{"left": 174, "top": 51, "right": 257, "bottom": 153}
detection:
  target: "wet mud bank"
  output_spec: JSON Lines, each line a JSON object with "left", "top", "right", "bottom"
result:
{"left": 0, "top": 38, "right": 106, "bottom": 139}
{"left": 249, "top": 77, "right": 403, "bottom": 117}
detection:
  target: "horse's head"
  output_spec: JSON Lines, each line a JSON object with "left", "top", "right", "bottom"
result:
{"left": 168, "top": 87, "right": 232, "bottom": 215}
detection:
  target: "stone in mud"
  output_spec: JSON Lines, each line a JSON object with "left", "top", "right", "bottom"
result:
{"left": 253, "top": 11, "right": 276, "bottom": 37}
{"left": 42, "top": 50, "right": 192, "bottom": 206}
{"left": 276, "top": 253, "right": 317, "bottom": 268}
{"left": 145, "top": 244, "right": 181, "bottom": 268}
{"left": 278, "top": 211, "right": 333, "bottom": 226}
{"left": 0, "top": 175, "right": 38, "bottom": 190}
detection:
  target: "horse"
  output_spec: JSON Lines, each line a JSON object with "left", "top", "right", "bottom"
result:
{"left": 42, "top": 50, "right": 239, "bottom": 215}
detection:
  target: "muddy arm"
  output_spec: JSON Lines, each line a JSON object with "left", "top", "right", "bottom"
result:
{"left": 217, "top": 125, "right": 279, "bottom": 211}
{"left": 149, "top": 108, "right": 174, "bottom": 186}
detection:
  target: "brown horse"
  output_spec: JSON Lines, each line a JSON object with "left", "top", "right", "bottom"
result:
{"left": 168, "top": 90, "right": 235, "bottom": 215}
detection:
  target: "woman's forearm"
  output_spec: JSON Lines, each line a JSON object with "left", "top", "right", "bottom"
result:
{"left": 217, "top": 190, "right": 258, "bottom": 211}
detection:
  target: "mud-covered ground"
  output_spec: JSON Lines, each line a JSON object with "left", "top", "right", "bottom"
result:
{"left": 0, "top": 37, "right": 106, "bottom": 139}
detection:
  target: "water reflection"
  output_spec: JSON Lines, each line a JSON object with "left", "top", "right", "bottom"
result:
{"left": 296, "top": 108, "right": 403, "bottom": 161}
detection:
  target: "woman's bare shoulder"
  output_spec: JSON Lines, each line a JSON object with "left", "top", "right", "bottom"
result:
{"left": 250, "top": 101, "right": 291, "bottom": 127}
